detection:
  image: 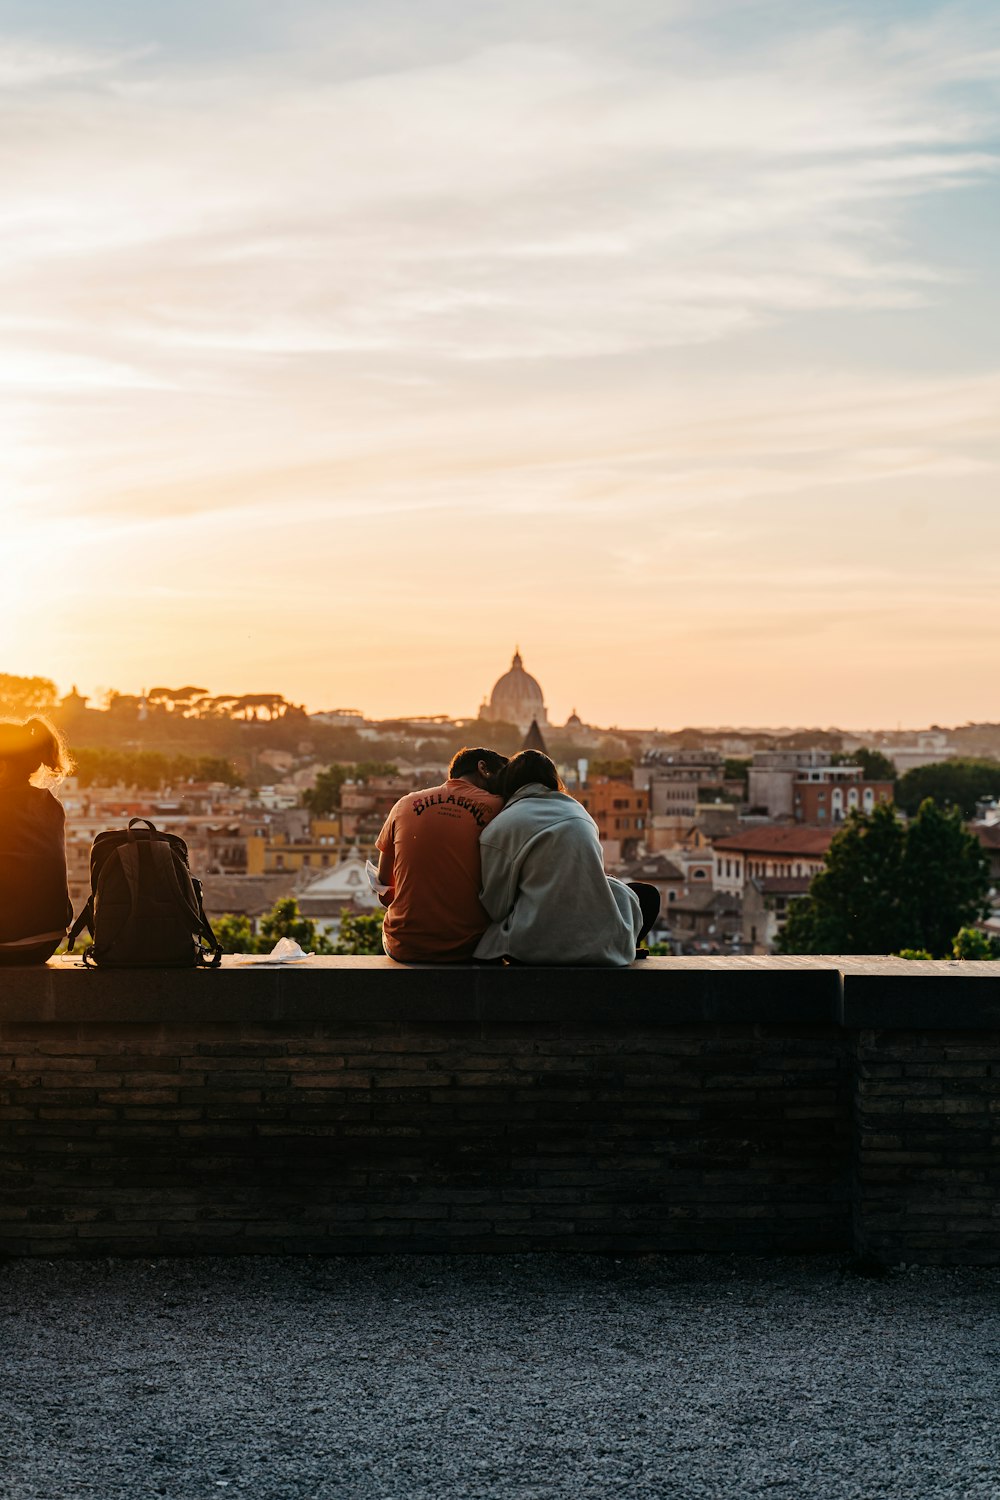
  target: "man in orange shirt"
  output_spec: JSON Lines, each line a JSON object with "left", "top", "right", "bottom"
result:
{"left": 375, "top": 746, "right": 508, "bottom": 963}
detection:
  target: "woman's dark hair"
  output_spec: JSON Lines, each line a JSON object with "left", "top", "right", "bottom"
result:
{"left": 496, "top": 749, "right": 564, "bottom": 801}
{"left": 0, "top": 717, "right": 73, "bottom": 786}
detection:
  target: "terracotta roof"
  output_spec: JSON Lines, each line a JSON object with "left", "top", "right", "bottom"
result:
{"left": 751, "top": 876, "right": 814, "bottom": 895}
{"left": 712, "top": 826, "right": 834, "bottom": 856}
{"left": 200, "top": 874, "right": 299, "bottom": 918}
{"left": 973, "top": 824, "right": 1000, "bottom": 849}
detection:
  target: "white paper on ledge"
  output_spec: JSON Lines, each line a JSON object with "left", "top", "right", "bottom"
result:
{"left": 266, "top": 937, "right": 312, "bottom": 961}
{"left": 236, "top": 936, "right": 310, "bottom": 960}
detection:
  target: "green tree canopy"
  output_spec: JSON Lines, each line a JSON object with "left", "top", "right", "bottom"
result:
{"left": 952, "top": 926, "right": 999, "bottom": 960}
{"left": 332, "top": 910, "right": 384, "bottom": 955}
{"left": 895, "top": 759, "right": 1000, "bottom": 819}
{"left": 779, "top": 799, "right": 990, "bottom": 958}
{"left": 589, "top": 757, "right": 634, "bottom": 781}
{"left": 214, "top": 899, "right": 382, "bottom": 955}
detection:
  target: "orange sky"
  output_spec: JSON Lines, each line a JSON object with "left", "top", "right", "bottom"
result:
{"left": 3, "top": 3, "right": 999, "bottom": 729}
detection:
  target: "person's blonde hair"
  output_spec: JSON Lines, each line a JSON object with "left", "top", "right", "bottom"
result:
{"left": 0, "top": 717, "right": 73, "bottom": 787}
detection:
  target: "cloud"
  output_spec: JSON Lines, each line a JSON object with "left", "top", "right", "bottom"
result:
{"left": 1, "top": 14, "right": 998, "bottom": 385}
{"left": 2, "top": 1, "right": 1000, "bottom": 724}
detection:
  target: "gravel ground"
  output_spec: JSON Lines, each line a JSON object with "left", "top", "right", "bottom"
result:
{"left": 2, "top": 1255, "right": 999, "bottom": 1500}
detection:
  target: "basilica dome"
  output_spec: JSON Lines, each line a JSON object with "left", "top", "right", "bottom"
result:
{"left": 480, "top": 650, "right": 548, "bottom": 732}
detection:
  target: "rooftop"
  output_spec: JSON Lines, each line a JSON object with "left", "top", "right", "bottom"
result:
{"left": 713, "top": 827, "right": 835, "bottom": 855}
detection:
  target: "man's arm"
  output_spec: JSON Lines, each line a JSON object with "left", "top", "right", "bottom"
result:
{"left": 376, "top": 844, "right": 395, "bottom": 907}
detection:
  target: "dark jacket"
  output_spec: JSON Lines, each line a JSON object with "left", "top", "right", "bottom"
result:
{"left": 0, "top": 784, "right": 72, "bottom": 946}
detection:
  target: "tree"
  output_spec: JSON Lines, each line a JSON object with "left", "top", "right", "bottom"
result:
{"left": 779, "top": 799, "right": 990, "bottom": 958}
{"left": 833, "top": 748, "right": 897, "bottom": 783}
{"left": 333, "top": 910, "right": 384, "bottom": 955}
{"left": 0, "top": 674, "right": 57, "bottom": 719}
{"left": 214, "top": 912, "right": 255, "bottom": 954}
{"left": 779, "top": 801, "right": 909, "bottom": 955}
{"left": 257, "top": 897, "right": 333, "bottom": 953}
{"left": 214, "top": 899, "right": 380, "bottom": 955}
{"left": 723, "top": 757, "right": 751, "bottom": 787}
{"left": 895, "top": 759, "right": 1000, "bottom": 819}
{"left": 952, "top": 927, "right": 999, "bottom": 960}
{"left": 71, "top": 747, "right": 243, "bottom": 790}
{"left": 902, "top": 799, "right": 991, "bottom": 957}
{"left": 589, "top": 758, "right": 634, "bottom": 781}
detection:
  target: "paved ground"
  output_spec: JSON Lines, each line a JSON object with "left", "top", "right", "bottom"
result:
{"left": 2, "top": 1255, "right": 999, "bottom": 1499}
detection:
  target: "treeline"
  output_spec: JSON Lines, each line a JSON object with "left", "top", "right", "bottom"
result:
{"left": 72, "top": 748, "right": 244, "bottom": 790}
{"left": 895, "top": 759, "right": 1000, "bottom": 819}
{"left": 214, "top": 900, "right": 383, "bottom": 956}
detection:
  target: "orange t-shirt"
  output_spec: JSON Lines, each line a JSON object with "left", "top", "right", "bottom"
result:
{"left": 376, "top": 777, "right": 503, "bottom": 963}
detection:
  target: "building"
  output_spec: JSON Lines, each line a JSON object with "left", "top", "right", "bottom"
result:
{"left": 634, "top": 750, "right": 727, "bottom": 822}
{"left": 199, "top": 874, "right": 301, "bottom": 933}
{"left": 792, "top": 767, "right": 894, "bottom": 825}
{"left": 667, "top": 888, "right": 743, "bottom": 953}
{"left": 747, "top": 750, "right": 890, "bottom": 822}
{"left": 297, "top": 853, "right": 381, "bottom": 937}
{"left": 479, "top": 650, "right": 549, "bottom": 734}
{"left": 571, "top": 777, "right": 649, "bottom": 866}
{"left": 618, "top": 852, "right": 686, "bottom": 917}
{"left": 246, "top": 814, "right": 343, "bottom": 876}
{"left": 742, "top": 875, "right": 814, "bottom": 954}
{"left": 711, "top": 826, "right": 833, "bottom": 896}
{"left": 748, "top": 750, "right": 833, "bottom": 818}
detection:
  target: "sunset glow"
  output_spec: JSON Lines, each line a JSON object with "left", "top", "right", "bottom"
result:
{"left": 3, "top": 1, "right": 999, "bottom": 727}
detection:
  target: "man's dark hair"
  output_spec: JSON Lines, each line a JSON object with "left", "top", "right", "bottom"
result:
{"left": 496, "top": 749, "right": 564, "bottom": 799}
{"left": 449, "top": 746, "right": 509, "bottom": 780}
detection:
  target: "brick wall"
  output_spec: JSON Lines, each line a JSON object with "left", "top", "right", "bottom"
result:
{"left": 1, "top": 957, "right": 999, "bottom": 1262}
{"left": 844, "top": 967, "right": 1000, "bottom": 1266}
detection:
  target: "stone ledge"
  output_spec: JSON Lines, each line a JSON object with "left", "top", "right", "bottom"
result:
{"left": 0, "top": 955, "right": 997, "bottom": 1028}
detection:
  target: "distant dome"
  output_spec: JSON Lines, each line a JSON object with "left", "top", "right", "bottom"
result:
{"left": 480, "top": 650, "right": 548, "bottom": 731}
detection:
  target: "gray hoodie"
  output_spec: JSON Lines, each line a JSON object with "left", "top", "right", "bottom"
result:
{"left": 474, "top": 784, "right": 642, "bottom": 966}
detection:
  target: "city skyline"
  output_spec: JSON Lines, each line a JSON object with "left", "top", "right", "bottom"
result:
{"left": 3, "top": 0, "right": 999, "bottom": 727}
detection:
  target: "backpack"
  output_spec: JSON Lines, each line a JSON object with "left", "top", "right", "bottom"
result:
{"left": 67, "top": 818, "right": 223, "bottom": 969}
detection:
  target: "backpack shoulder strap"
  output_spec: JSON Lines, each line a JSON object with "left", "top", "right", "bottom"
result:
{"left": 142, "top": 839, "right": 223, "bottom": 968}
{"left": 66, "top": 897, "right": 94, "bottom": 954}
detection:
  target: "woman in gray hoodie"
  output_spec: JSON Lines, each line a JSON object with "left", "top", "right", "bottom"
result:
{"left": 474, "top": 750, "right": 659, "bottom": 966}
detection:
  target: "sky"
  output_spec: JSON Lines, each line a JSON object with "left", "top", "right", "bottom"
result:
{"left": 1, "top": 0, "right": 998, "bottom": 729}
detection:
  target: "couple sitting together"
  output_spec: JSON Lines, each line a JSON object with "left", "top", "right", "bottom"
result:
{"left": 375, "top": 747, "right": 660, "bottom": 967}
